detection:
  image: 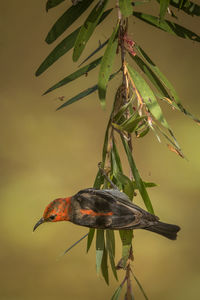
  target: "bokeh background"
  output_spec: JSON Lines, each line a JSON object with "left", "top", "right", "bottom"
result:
{"left": 1, "top": 1, "right": 200, "bottom": 299}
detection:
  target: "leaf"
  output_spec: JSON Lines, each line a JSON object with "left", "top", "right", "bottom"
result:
{"left": 36, "top": 9, "right": 112, "bottom": 76}
{"left": 46, "top": 0, "right": 94, "bottom": 44}
{"left": 130, "top": 54, "right": 171, "bottom": 100}
{"left": 46, "top": 0, "right": 65, "bottom": 12}
{"left": 56, "top": 84, "right": 98, "bottom": 110}
{"left": 111, "top": 140, "right": 123, "bottom": 175}
{"left": 159, "top": 0, "right": 170, "bottom": 21}
{"left": 87, "top": 228, "right": 95, "bottom": 252}
{"left": 135, "top": 45, "right": 200, "bottom": 124}
{"left": 132, "top": 181, "right": 157, "bottom": 189}
{"left": 56, "top": 69, "right": 120, "bottom": 110}
{"left": 119, "top": 230, "right": 133, "bottom": 268}
{"left": 73, "top": 0, "right": 109, "bottom": 61}
{"left": 98, "top": 22, "right": 119, "bottom": 108}
{"left": 62, "top": 233, "right": 88, "bottom": 255}
{"left": 106, "top": 230, "right": 118, "bottom": 280}
{"left": 115, "top": 173, "right": 135, "bottom": 200}
{"left": 158, "top": 0, "right": 200, "bottom": 17}
{"left": 79, "top": 38, "right": 109, "bottom": 67}
{"left": 111, "top": 286, "right": 122, "bottom": 300}
{"left": 43, "top": 57, "right": 102, "bottom": 95}
{"left": 116, "top": 115, "right": 148, "bottom": 133}
{"left": 132, "top": 272, "right": 149, "bottom": 300}
{"left": 36, "top": 28, "right": 80, "bottom": 76}
{"left": 101, "top": 247, "right": 109, "bottom": 285}
{"left": 136, "top": 125, "right": 150, "bottom": 138}
{"left": 119, "top": 0, "right": 133, "bottom": 17}
{"left": 96, "top": 229, "right": 105, "bottom": 274}
{"left": 121, "top": 136, "right": 154, "bottom": 213}
{"left": 133, "top": 12, "right": 200, "bottom": 42}
{"left": 127, "top": 64, "right": 170, "bottom": 129}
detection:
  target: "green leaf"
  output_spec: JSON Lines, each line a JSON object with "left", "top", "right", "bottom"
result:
{"left": 111, "top": 140, "right": 123, "bottom": 175}
{"left": 101, "top": 247, "right": 109, "bottom": 285}
{"left": 132, "top": 272, "right": 149, "bottom": 300}
{"left": 119, "top": 0, "right": 133, "bottom": 17}
{"left": 79, "top": 38, "right": 109, "bottom": 67}
{"left": 106, "top": 230, "right": 118, "bottom": 280}
{"left": 56, "top": 84, "right": 98, "bottom": 110}
{"left": 159, "top": 0, "right": 170, "bottom": 21}
{"left": 127, "top": 64, "right": 170, "bottom": 129}
{"left": 130, "top": 54, "right": 171, "bottom": 100}
{"left": 56, "top": 69, "right": 120, "bottom": 110}
{"left": 87, "top": 228, "right": 95, "bottom": 252}
{"left": 117, "top": 115, "right": 148, "bottom": 133}
{"left": 159, "top": 0, "right": 200, "bottom": 17}
{"left": 73, "top": 0, "right": 108, "bottom": 61}
{"left": 111, "top": 286, "right": 122, "bottom": 300}
{"left": 46, "top": 0, "right": 94, "bottom": 44}
{"left": 36, "top": 9, "right": 112, "bottom": 76}
{"left": 121, "top": 136, "right": 154, "bottom": 213}
{"left": 43, "top": 57, "right": 102, "bottom": 95}
{"left": 36, "top": 28, "right": 79, "bottom": 76}
{"left": 119, "top": 230, "right": 133, "bottom": 268}
{"left": 135, "top": 45, "right": 200, "bottom": 124}
{"left": 46, "top": 0, "right": 65, "bottom": 11}
{"left": 98, "top": 22, "right": 119, "bottom": 108}
{"left": 115, "top": 173, "right": 135, "bottom": 200}
{"left": 133, "top": 12, "right": 200, "bottom": 42}
{"left": 136, "top": 125, "right": 150, "bottom": 138}
{"left": 96, "top": 229, "right": 105, "bottom": 274}
{"left": 132, "top": 181, "right": 157, "bottom": 189}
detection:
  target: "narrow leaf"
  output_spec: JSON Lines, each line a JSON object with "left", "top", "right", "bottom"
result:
{"left": 36, "top": 28, "right": 79, "bottom": 76}
{"left": 87, "top": 228, "right": 95, "bottom": 252}
{"left": 36, "top": 9, "right": 112, "bottom": 76}
{"left": 79, "top": 38, "right": 109, "bottom": 67}
{"left": 117, "top": 115, "right": 148, "bottom": 133}
{"left": 111, "top": 286, "right": 122, "bottom": 300}
{"left": 159, "top": 0, "right": 170, "bottom": 21}
{"left": 96, "top": 229, "right": 105, "bottom": 274}
{"left": 106, "top": 230, "right": 118, "bottom": 280}
{"left": 130, "top": 54, "right": 171, "bottom": 99}
{"left": 119, "top": 230, "right": 133, "bottom": 268}
{"left": 132, "top": 272, "right": 149, "bottom": 300}
{"left": 56, "top": 69, "right": 120, "bottom": 110}
{"left": 121, "top": 136, "right": 154, "bottom": 213}
{"left": 133, "top": 12, "right": 200, "bottom": 42}
{"left": 158, "top": 0, "right": 200, "bottom": 17}
{"left": 62, "top": 233, "right": 88, "bottom": 255}
{"left": 46, "top": 0, "right": 65, "bottom": 11}
{"left": 46, "top": 0, "right": 94, "bottom": 44}
{"left": 119, "top": 0, "right": 133, "bottom": 17}
{"left": 73, "top": 0, "right": 108, "bottom": 61}
{"left": 98, "top": 22, "right": 119, "bottom": 107}
{"left": 56, "top": 84, "right": 98, "bottom": 110}
{"left": 135, "top": 45, "right": 200, "bottom": 124}
{"left": 115, "top": 173, "right": 135, "bottom": 200}
{"left": 101, "top": 247, "right": 109, "bottom": 285}
{"left": 132, "top": 181, "right": 157, "bottom": 189}
{"left": 127, "top": 64, "right": 170, "bottom": 129}
{"left": 43, "top": 57, "right": 102, "bottom": 95}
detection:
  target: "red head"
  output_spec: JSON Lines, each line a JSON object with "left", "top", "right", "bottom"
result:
{"left": 33, "top": 197, "right": 71, "bottom": 231}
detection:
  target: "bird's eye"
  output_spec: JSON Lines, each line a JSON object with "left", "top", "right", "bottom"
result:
{"left": 49, "top": 215, "right": 56, "bottom": 220}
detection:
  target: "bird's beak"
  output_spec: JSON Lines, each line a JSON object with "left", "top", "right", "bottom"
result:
{"left": 33, "top": 217, "right": 45, "bottom": 232}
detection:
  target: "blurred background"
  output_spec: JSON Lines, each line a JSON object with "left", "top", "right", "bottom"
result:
{"left": 1, "top": 0, "right": 200, "bottom": 299}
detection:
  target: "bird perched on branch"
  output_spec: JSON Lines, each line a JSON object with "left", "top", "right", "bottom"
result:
{"left": 33, "top": 188, "right": 180, "bottom": 240}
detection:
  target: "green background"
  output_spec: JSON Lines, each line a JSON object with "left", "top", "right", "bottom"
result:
{"left": 1, "top": 1, "right": 200, "bottom": 299}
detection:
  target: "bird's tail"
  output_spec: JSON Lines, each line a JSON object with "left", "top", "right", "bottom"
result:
{"left": 145, "top": 221, "right": 180, "bottom": 240}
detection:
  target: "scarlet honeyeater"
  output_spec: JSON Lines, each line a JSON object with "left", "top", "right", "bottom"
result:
{"left": 33, "top": 188, "right": 180, "bottom": 240}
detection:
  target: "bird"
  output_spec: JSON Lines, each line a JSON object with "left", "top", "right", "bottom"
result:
{"left": 33, "top": 188, "right": 180, "bottom": 240}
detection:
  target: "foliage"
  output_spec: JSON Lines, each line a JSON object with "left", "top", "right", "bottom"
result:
{"left": 36, "top": 0, "right": 200, "bottom": 298}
